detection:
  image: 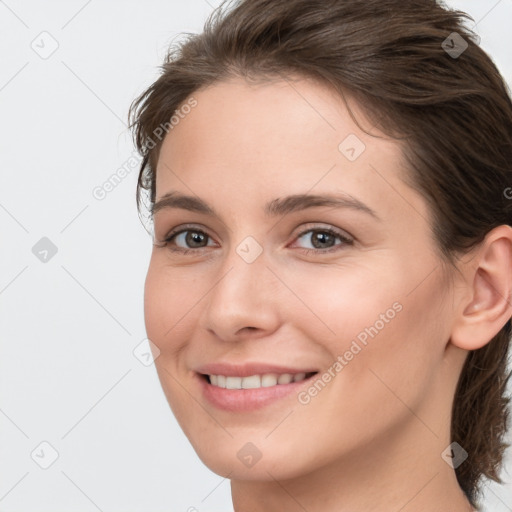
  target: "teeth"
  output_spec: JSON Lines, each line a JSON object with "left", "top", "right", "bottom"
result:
{"left": 241, "top": 375, "right": 261, "bottom": 389}
{"left": 261, "top": 373, "right": 278, "bottom": 387}
{"left": 226, "top": 376, "right": 242, "bottom": 389}
{"left": 277, "top": 373, "right": 293, "bottom": 384}
{"left": 208, "top": 372, "right": 311, "bottom": 389}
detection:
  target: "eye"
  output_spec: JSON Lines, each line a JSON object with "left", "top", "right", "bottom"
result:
{"left": 291, "top": 226, "right": 353, "bottom": 254}
{"left": 155, "top": 224, "right": 216, "bottom": 254}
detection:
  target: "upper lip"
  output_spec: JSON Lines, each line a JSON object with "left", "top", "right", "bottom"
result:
{"left": 195, "top": 362, "right": 319, "bottom": 378}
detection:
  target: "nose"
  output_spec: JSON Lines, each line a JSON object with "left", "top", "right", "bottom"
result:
{"left": 198, "top": 245, "right": 281, "bottom": 342}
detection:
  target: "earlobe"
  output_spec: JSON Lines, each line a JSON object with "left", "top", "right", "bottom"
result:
{"left": 450, "top": 225, "right": 512, "bottom": 351}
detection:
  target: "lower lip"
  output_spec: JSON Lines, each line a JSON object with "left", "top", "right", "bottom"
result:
{"left": 197, "top": 373, "right": 317, "bottom": 412}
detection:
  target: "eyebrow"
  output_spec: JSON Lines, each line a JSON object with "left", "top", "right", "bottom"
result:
{"left": 151, "top": 191, "right": 380, "bottom": 220}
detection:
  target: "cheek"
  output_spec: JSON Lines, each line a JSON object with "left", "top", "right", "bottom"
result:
{"left": 143, "top": 260, "right": 201, "bottom": 358}
{"left": 349, "top": 283, "right": 446, "bottom": 428}
{"left": 143, "top": 265, "right": 170, "bottom": 343}
{"left": 294, "top": 263, "right": 445, "bottom": 417}
{"left": 143, "top": 261, "right": 202, "bottom": 426}
{"left": 283, "top": 262, "right": 403, "bottom": 348}
{"left": 143, "top": 256, "right": 228, "bottom": 422}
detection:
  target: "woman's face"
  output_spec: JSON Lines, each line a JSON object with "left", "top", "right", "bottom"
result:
{"left": 144, "top": 76, "right": 462, "bottom": 480}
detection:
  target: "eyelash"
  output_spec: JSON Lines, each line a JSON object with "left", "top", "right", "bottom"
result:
{"left": 156, "top": 223, "right": 354, "bottom": 256}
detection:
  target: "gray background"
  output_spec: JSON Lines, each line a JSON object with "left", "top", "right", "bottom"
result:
{"left": 0, "top": 0, "right": 511, "bottom": 510}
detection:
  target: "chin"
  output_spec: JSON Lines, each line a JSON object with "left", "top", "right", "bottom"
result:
{"left": 188, "top": 435, "right": 316, "bottom": 482}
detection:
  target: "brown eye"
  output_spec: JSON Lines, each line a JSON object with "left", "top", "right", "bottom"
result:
{"left": 172, "top": 230, "right": 209, "bottom": 248}
{"left": 159, "top": 225, "right": 216, "bottom": 254}
{"left": 293, "top": 227, "right": 353, "bottom": 254}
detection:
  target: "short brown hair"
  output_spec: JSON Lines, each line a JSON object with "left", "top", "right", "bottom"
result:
{"left": 128, "top": 0, "right": 512, "bottom": 507}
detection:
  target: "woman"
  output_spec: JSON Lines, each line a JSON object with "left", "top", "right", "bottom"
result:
{"left": 128, "top": 0, "right": 512, "bottom": 510}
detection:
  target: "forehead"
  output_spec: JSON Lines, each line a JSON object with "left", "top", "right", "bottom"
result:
{"left": 158, "top": 76, "right": 369, "bottom": 169}
{"left": 154, "top": 76, "right": 426, "bottom": 225}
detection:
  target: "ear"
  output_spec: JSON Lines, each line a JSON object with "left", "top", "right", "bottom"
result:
{"left": 450, "top": 224, "right": 512, "bottom": 351}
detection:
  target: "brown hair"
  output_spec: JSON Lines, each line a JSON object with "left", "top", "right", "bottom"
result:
{"left": 128, "top": 0, "right": 512, "bottom": 507}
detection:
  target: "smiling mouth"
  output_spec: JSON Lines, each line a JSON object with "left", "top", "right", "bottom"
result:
{"left": 200, "top": 371, "right": 318, "bottom": 389}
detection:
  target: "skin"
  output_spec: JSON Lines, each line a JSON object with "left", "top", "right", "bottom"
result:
{"left": 144, "top": 75, "right": 512, "bottom": 512}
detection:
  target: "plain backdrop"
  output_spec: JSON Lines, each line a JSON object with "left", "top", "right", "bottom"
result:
{"left": 0, "top": 1, "right": 511, "bottom": 511}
